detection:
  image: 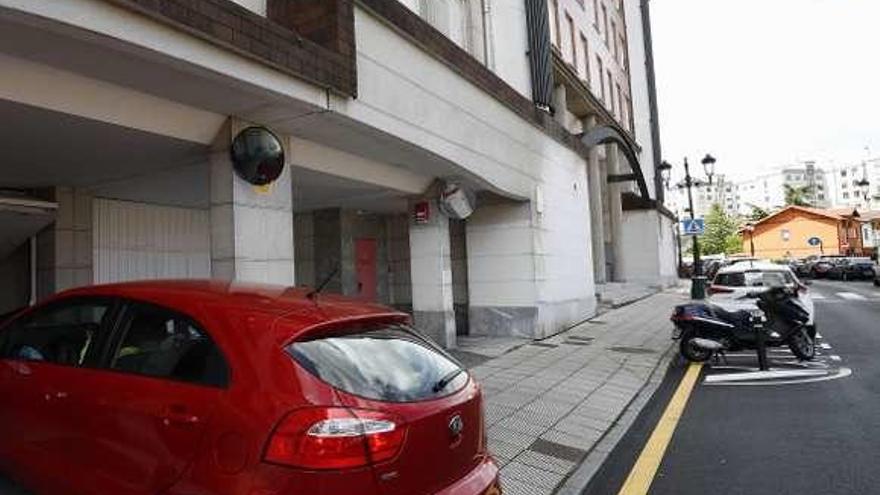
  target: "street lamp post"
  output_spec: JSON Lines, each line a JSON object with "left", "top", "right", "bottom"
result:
{"left": 661, "top": 154, "right": 717, "bottom": 300}
{"left": 744, "top": 223, "right": 756, "bottom": 258}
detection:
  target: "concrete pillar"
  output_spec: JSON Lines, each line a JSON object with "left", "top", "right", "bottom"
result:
{"left": 210, "top": 123, "right": 294, "bottom": 285}
{"left": 409, "top": 199, "right": 456, "bottom": 348}
{"left": 466, "top": 199, "right": 540, "bottom": 338}
{"left": 37, "top": 187, "right": 93, "bottom": 299}
{"left": 552, "top": 84, "right": 567, "bottom": 126}
{"left": 584, "top": 116, "right": 606, "bottom": 285}
{"left": 607, "top": 144, "right": 625, "bottom": 282}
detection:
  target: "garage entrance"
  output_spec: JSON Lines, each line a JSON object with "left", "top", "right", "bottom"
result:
{"left": 0, "top": 193, "right": 57, "bottom": 315}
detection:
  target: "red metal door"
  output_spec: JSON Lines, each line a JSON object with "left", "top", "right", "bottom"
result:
{"left": 355, "top": 239, "right": 378, "bottom": 301}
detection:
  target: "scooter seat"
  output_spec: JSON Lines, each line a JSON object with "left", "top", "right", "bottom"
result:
{"left": 707, "top": 304, "right": 753, "bottom": 327}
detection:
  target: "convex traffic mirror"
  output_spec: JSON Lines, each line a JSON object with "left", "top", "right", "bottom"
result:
{"left": 230, "top": 126, "right": 285, "bottom": 186}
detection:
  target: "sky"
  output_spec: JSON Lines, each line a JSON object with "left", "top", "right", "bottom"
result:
{"left": 651, "top": 0, "right": 880, "bottom": 182}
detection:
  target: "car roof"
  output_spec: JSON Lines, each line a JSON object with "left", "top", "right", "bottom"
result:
{"left": 716, "top": 262, "right": 791, "bottom": 274}
{"left": 55, "top": 279, "right": 408, "bottom": 339}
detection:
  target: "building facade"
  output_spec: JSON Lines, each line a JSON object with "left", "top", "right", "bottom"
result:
{"left": 742, "top": 206, "right": 864, "bottom": 259}
{"left": 826, "top": 157, "right": 880, "bottom": 210}
{"left": 0, "top": 0, "right": 675, "bottom": 347}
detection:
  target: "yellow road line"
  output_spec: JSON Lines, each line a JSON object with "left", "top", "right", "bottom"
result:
{"left": 617, "top": 362, "right": 703, "bottom": 495}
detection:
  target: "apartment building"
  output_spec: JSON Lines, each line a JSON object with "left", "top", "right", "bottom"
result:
{"left": 826, "top": 158, "right": 880, "bottom": 209}
{"left": 733, "top": 164, "right": 830, "bottom": 215}
{"left": 0, "top": 0, "right": 675, "bottom": 347}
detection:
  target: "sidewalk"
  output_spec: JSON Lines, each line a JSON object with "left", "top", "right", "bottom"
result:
{"left": 453, "top": 289, "right": 687, "bottom": 495}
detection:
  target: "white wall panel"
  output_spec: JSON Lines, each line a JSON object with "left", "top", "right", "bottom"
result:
{"left": 93, "top": 199, "right": 210, "bottom": 283}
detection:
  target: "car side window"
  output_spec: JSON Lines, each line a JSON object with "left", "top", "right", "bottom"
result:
{"left": 110, "top": 303, "right": 229, "bottom": 388}
{"left": 0, "top": 299, "right": 112, "bottom": 367}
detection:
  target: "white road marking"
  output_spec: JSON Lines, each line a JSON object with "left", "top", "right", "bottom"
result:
{"left": 704, "top": 369, "right": 829, "bottom": 383}
{"left": 811, "top": 294, "right": 826, "bottom": 300}
{"left": 838, "top": 292, "right": 867, "bottom": 301}
{"left": 706, "top": 367, "right": 853, "bottom": 386}
{"left": 830, "top": 355, "right": 842, "bottom": 362}
{"left": 820, "top": 342, "right": 832, "bottom": 349}
{"left": 816, "top": 332, "right": 823, "bottom": 339}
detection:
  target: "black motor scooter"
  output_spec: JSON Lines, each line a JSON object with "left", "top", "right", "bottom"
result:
{"left": 670, "top": 286, "right": 815, "bottom": 363}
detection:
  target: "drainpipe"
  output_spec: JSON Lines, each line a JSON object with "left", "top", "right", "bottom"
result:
{"left": 480, "top": 0, "right": 494, "bottom": 68}
{"left": 29, "top": 236, "right": 37, "bottom": 306}
{"left": 640, "top": 0, "right": 664, "bottom": 202}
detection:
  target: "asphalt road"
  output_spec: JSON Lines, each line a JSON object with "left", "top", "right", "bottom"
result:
{"left": 583, "top": 279, "right": 880, "bottom": 495}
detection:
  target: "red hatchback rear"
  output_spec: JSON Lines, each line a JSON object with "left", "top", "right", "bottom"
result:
{"left": 0, "top": 280, "right": 501, "bottom": 495}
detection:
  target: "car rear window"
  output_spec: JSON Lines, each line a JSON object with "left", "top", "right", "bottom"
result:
{"left": 287, "top": 325, "right": 468, "bottom": 403}
{"left": 715, "top": 270, "right": 794, "bottom": 287}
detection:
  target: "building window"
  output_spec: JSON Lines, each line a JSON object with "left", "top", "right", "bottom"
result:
{"left": 626, "top": 96, "right": 633, "bottom": 131}
{"left": 611, "top": 21, "right": 618, "bottom": 57}
{"left": 786, "top": 174, "right": 793, "bottom": 181}
{"left": 818, "top": 194, "right": 825, "bottom": 200}
{"left": 580, "top": 34, "right": 591, "bottom": 83}
{"left": 566, "top": 13, "right": 577, "bottom": 70}
{"left": 550, "top": 0, "right": 561, "bottom": 47}
{"left": 619, "top": 35, "right": 627, "bottom": 67}
{"left": 841, "top": 170, "right": 847, "bottom": 177}
{"left": 593, "top": 0, "right": 600, "bottom": 31}
{"left": 781, "top": 229, "right": 791, "bottom": 242}
{"left": 607, "top": 69, "right": 614, "bottom": 111}
{"left": 843, "top": 192, "right": 850, "bottom": 199}
{"left": 842, "top": 182, "right": 848, "bottom": 189}
{"left": 597, "top": 56, "right": 604, "bottom": 101}
{"left": 616, "top": 84, "right": 623, "bottom": 120}
{"left": 602, "top": 4, "right": 609, "bottom": 46}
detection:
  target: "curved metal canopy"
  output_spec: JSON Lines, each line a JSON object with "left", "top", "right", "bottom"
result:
{"left": 579, "top": 125, "right": 650, "bottom": 199}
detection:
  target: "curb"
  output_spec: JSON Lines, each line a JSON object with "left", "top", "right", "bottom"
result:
{"left": 553, "top": 343, "right": 677, "bottom": 495}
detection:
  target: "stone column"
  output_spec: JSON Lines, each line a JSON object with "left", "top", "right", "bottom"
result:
{"left": 583, "top": 116, "right": 606, "bottom": 284}
{"left": 606, "top": 144, "right": 625, "bottom": 282}
{"left": 210, "top": 122, "right": 294, "bottom": 285}
{"left": 409, "top": 199, "right": 456, "bottom": 348}
{"left": 552, "top": 84, "right": 567, "bottom": 126}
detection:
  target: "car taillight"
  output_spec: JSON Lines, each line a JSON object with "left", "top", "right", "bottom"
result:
{"left": 708, "top": 285, "right": 734, "bottom": 295}
{"left": 264, "top": 407, "right": 406, "bottom": 469}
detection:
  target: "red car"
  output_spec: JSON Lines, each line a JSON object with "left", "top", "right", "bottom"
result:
{"left": 0, "top": 280, "right": 501, "bottom": 495}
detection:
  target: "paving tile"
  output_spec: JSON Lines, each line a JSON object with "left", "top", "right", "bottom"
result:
{"left": 515, "top": 449, "right": 577, "bottom": 476}
{"left": 501, "top": 460, "right": 566, "bottom": 492}
{"left": 494, "top": 416, "right": 553, "bottom": 437}
{"left": 540, "top": 427, "right": 603, "bottom": 450}
{"left": 488, "top": 425, "right": 537, "bottom": 448}
{"left": 489, "top": 437, "right": 529, "bottom": 460}
{"left": 527, "top": 437, "right": 589, "bottom": 463}
{"left": 497, "top": 473, "right": 553, "bottom": 495}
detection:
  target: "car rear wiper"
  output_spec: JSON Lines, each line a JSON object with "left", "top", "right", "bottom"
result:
{"left": 433, "top": 368, "right": 466, "bottom": 393}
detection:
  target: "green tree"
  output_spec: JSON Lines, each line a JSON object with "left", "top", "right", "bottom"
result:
{"left": 784, "top": 184, "right": 813, "bottom": 207}
{"left": 701, "top": 203, "right": 742, "bottom": 255}
{"left": 747, "top": 205, "right": 770, "bottom": 222}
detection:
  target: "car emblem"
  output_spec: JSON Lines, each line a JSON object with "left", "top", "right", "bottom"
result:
{"left": 448, "top": 415, "right": 464, "bottom": 436}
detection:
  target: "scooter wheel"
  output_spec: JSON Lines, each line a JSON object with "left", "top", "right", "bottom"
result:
{"left": 679, "top": 331, "right": 713, "bottom": 363}
{"left": 788, "top": 328, "right": 815, "bottom": 361}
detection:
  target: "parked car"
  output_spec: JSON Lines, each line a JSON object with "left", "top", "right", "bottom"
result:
{"left": 0, "top": 281, "right": 501, "bottom": 495}
{"left": 827, "top": 258, "right": 877, "bottom": 281}
{"left": 708, "top": 262, "right": 815, "bottom": 333}
{"left": 790, "top": 257, "right": 815, "bottom": 277}
{"left": 808, "top": 256, "right": 846, "bottom": 279}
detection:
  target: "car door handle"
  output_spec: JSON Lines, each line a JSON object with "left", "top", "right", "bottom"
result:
{"left": 162, "top": 406, "right": 201, "bottom": 427}
{"left": 44, "top": 390, "right": 69, "bottom": 401}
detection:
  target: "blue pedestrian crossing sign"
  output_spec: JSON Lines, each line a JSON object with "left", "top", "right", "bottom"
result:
{"left": 807, "top": 236, "right": 822, "bottom": 247}
{"left": 681, "top": 218, "right": 705, "bottom": 236}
